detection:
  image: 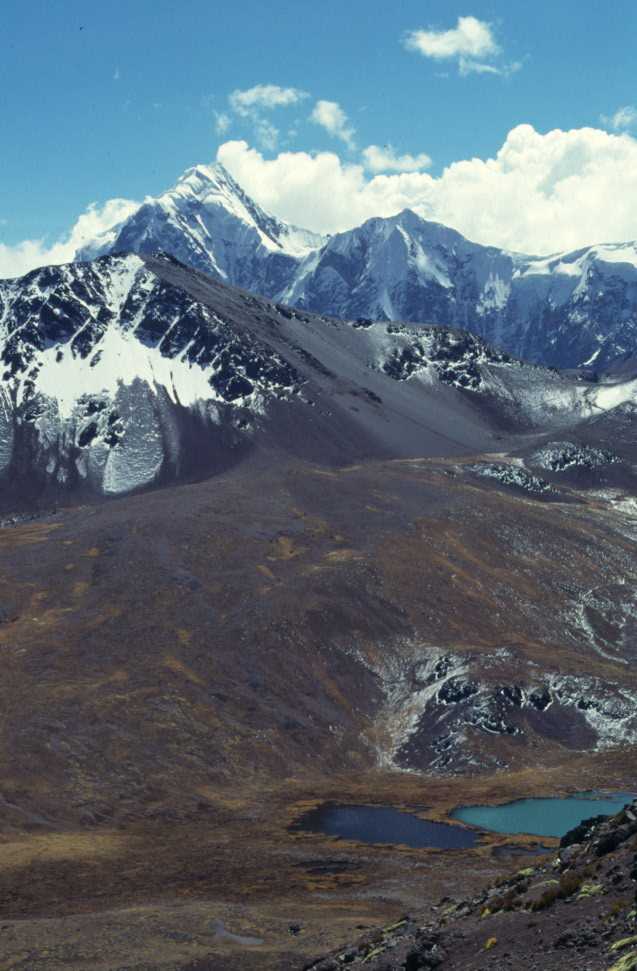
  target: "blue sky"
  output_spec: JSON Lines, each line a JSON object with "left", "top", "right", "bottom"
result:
{"left": 2, "top": 0, "right": 637, "bottom": 269}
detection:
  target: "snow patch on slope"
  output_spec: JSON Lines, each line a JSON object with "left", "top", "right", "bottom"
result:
{"left": 32, "top": 322, "right": 226, "bottom": 420}
{"left": 0, "top": 254, "right": 305, "bottom": 497}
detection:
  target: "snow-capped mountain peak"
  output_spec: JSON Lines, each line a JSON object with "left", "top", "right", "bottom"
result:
{"left": 159, "top": 161, "right": 315, "bottom": 256}
{"left": 76, "top": 164, "right": 637, "bottom": 371}
{"left": 76, "top": 162, "right": 324, "bottom": 297}
{"left": 283, "top": 211, "right": 637, "bottom": 370}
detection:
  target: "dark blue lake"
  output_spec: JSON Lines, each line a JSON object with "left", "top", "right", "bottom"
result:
{"left": 293, "top": 803, "right": 477, "bottom": 849}
{"left": 451, "top": 792, "right": 635, "bottom": 838}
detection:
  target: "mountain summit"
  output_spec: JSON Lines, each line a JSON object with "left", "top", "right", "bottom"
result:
{"left": 283, "top": 209, "right": 637, "bottom": 370}
{"left": 76, "top": 162, "right": 323, "bottom": 298}
{"left": 77, "top": 163, "right": 637, "bottom": 370}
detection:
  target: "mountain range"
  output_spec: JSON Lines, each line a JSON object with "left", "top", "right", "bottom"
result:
{"left": 2, "top": 162, "right": 637, "bottom": 971}
{"left": 77, "top": 162, "right": 637, "bottom": 371}
{"left": 3, "top": 250, "right": 637, "bottom": 506}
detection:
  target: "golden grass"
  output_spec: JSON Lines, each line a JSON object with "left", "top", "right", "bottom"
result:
{"left": 46, "top": 669, "right": 129, "bottom": 699}
{"left": 268, "top": 536, "right": 305, "bottom": 560}
{"left": 0, "top": 523, "right": 62, "bottom": 549}
{"left": 0, "top": 832, "right": 126, "bottom": 871}
{"left": 163, "top": 655, "right": 205, "bottom": 687}
{"left": 324, "top": 549, "right": 364, "bottom": 562}
{"left": 257, "top": 564, "right": 277, "bottom": 580}
{"left": 196, "top": 787, "right": 251, "bottom": 810}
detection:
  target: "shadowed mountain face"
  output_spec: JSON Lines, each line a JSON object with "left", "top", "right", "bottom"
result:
{"left": 283, "top": 211, "right": 637, "bottom": 371}
{"left": 75, "top": 162, "right": 637, "bottom": 370}
{"left": 2, "top": 251, "right": 637, "bottom": 509}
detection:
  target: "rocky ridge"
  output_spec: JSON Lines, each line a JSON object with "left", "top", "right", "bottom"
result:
{"left": 5, "top": 251, "right": 636, "bottom": 506}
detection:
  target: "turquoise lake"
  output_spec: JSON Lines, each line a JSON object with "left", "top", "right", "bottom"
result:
{"left": 451, "top": 792, "right": 635, "bottom": 838}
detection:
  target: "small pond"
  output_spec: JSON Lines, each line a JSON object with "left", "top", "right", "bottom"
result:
{"left": 293, "top": 803, "right": 478, "bottom": 849}
{"left": 451, "top": 792, "right": 635, "bottom": 839}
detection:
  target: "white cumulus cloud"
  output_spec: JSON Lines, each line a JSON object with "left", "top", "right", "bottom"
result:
{"left": 224, "top": 84, "right": 308, "bottom": 151}
{"left": 229, "top": 84, "right": 307, "bottom": 116}
{"left": 362, "top": 144, "right": 432, "bottom": 173}
{"left": 218, "top": 125, "right": 637, "bottom": 254}
{"left": 404, "top": 15, "right": 518, "bottom": 78}
{"left": 310, "top": 100, "right": 356, "bottom": 148}
{"left": 405, "top": 15, "right": 499, "bottom": 60}
{"left": 0, "top": 198, "right": 139, "bottom": 280}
